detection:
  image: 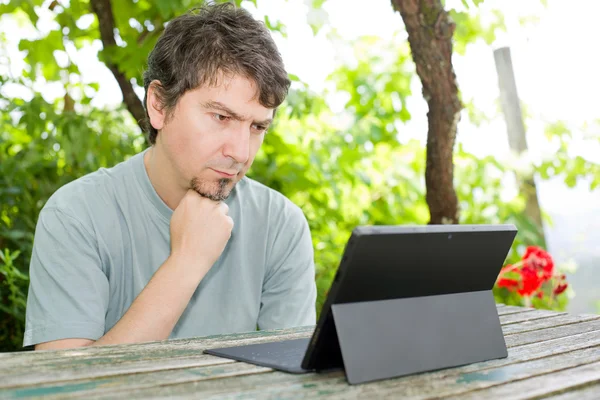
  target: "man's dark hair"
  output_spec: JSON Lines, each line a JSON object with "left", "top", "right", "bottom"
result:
{"left": 142, "top": 2, "right": 290, "bottom": 145}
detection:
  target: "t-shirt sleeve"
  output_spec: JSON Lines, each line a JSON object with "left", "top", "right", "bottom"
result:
{"left": 23, "top": 207, "right": 109, "bottom": 347}
{"left": 257, "top": 203, "right": 317, "bottom": 330}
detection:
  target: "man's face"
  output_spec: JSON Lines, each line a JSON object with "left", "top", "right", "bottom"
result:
{"left": 151, "top": 74, "right": 273, "bottom": 201}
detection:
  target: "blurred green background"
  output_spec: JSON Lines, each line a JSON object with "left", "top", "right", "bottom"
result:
{"left": 1, "top": 0, "right": 599, "bottom": 352}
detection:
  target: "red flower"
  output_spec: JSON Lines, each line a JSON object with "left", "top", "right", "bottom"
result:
{"left": 523, "top": 246, "right": 554, "bottom": 280}
{"left": 554, "top": 283, "right": 568, "bottom": 295}
{"left": 497, "top": 278, "right": 519, "bottom": 291}
{"left": 496, "top": 246, "right": 567, "bottom": 303}
{"left": 517, "top": 265, "right": 544, "bottom": 296}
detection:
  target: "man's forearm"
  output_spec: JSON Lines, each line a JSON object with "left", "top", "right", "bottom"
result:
{"left": 92, "top": 253, "right": 206, "bottom": 346}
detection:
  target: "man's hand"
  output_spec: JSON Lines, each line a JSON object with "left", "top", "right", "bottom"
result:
{"left": 169, "top": 189, "right": 234, "bottom": 279}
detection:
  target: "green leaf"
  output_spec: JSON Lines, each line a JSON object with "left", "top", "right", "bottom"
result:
{"left": 11, "top": 0, "right": 42, "bottom": 27}
{"left": 18, "top": 30, "right": 65, "bottom": 80}
{"left": 264, "top": 15, "right": 287, "bottom": 36}
{"left": 0, "top": 1, "right": 23, "bottom": 16}
{"left": 154, "top": 0, "right": 174, "bottom": 19}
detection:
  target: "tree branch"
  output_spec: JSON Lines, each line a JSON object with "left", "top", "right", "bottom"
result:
{"left": 90, "top": 0, "right": 147, "bottom": 135}
{"left": 392, "top": 0, "right": 462, "bottom": 224}
{"left": 137, "top": 19, "right": 165, "bottom": 45}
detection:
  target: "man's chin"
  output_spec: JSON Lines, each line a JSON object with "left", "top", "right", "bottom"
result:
{"left": 190, "top": 177, "right": 235, "bottom": 202}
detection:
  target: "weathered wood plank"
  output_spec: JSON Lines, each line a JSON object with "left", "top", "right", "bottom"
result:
{"left": 4, "top": 326, "right": 600, "bottom": 399}
{"left": 543, "top": 383, "right": 600, "bottom": 400}
{"left": 0, "top": 315, "right": 554, "bottom": 388}
{"left": 442, "top": 360, "right": 600, "bottom": 399}
{"left": 0, "top": 306, "right": 540, "bottom": 374}
{"left": 0, "top": 331, "right": 313, "bottom": 388}
{"left": 0, "top": 310, "right": 590, "bottom": 389}
{"left": 506, "top": 330, "right": 600, "bottom": 359}
{"left": 0, "top": 355, "right": 236, "bottom": 390}
{"left": 502, "top": 313, "right": 600, "bottom": 336}
{"left": 499, "top": 310, "right": 566, "bottom": 325}
{"left": 0, "top": 326, "right": 315, "bottom": 364}
{"left": 504, "top": 319, "right": 600, "bottom": 348}
{"left": 4, "top": 370, "right": 336, "bottom": 400}
{"left": 496, "top": 306, "right": 536, "bottom": 316}
{"left": 0, "top": 327, "right": 315, "bottom": 367}
{"left": 245, "top": 349, "right": 600, "bottom": 400}
{"left": 52, "top": 344, "right": 600, "bottom": 399}
{"left": 0, "top": 362, "right": 272, "bottom": 399}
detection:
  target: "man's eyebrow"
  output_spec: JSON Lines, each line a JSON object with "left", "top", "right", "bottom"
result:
{"left": 202, "top": 100, "right": 273, "bottom": 126}
{"left": 201, "top": 101, "right": 245, "bottom": 121}
{"left": 253, "top": 117, "right": 273, "bottom": 127}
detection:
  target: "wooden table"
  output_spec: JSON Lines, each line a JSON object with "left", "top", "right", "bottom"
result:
{"left": 1, "top": 304, "right": 599, "bottom": 399}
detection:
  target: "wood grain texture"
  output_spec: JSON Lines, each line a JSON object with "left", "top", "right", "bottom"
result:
{"left": 0, "top": 362, "right": 272, "bottom": 399}
{"left": 499, "top": 310, "right": 566, "bottom": 325}
{"left": 0, "top": 325, "right": 315, "bottom": 361}
{"left": 52, "top": 345, "right": 599, "bottom": 399}
{"left": 0, "top": 326, "right": 314, "bottom": 368}
{"left": 543, "top": 383, "right": 600, "bottom": 400}
{"left": 502, "top": 313, "right": 600, "bottom": 335}
{"left": 443, "top": 360, "right": 600, "bottom": 400}
{"left": 504, "top": 319, "right": 600, "bottom": 347}
{"left": 496, "top": 306, "right": 536, "bottom": 316}
{"left": 2, "top": 305, "right": 599, "bottom": 399}
{"left": 4, "top": 318, "right": 600, "bottom": 398}
{"left": 0, "top": 330, "right": 312, "bottom": 388}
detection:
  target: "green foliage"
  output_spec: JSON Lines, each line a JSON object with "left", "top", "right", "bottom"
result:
{"left": 450, "top": 8, "right": 505, "bottom": 54}
{"left": 0, "top": 249, "right": 28, "bottom": 350}
{"left": 539, "top": 121, "right": 600, "bottom": 190}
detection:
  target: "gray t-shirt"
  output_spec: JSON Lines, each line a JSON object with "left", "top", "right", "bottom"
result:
{"left": 23, "top": 149, "right": 317, "bottom": 347}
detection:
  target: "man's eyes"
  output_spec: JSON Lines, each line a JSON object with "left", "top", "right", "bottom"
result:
{"left": 213, "top": 113, "right": 230, "bottom": 121}
{"left": 252, "top": 124, "right": 267, "bottom": 132}
{"left": 212, "top": 114, "right": 267, "bottom": 133}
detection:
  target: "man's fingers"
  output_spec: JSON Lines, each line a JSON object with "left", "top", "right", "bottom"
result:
{"left": 219, "top": 201, "right": 229, "bottom": 214}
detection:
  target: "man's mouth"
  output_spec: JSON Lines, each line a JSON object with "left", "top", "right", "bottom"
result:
{"left": 210, "top": 168, "right": 237, "bottom": 178}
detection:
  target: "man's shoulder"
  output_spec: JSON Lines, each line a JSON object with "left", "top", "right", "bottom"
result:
{"left": 42, "top": 153, "right": 141, "bottom": 219}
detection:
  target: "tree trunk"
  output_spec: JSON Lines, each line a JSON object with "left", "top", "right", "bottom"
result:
{"left": 90, "top": 0, "right": 147, "bottom": 137}
{"left": 493, "top": 47, "right": 546, "bottom": 246}
{"left": 392, "top": 0, "right": 461, "bottom": 224}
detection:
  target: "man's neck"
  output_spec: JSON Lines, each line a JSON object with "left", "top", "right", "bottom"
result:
{"left": 143, "top": 146, "right": 186, "bottom": 211}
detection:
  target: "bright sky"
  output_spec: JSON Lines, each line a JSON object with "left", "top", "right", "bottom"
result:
{"left": 1, "top": 0, "right": 599, "bottom": 216}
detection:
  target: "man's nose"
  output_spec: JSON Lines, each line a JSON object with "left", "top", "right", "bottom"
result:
{"left": 223, "top": 125, "right": 250, "bottom": 165}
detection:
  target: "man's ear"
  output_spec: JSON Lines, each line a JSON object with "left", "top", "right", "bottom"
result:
{"left": 147, "top": 80, "right": 166, "bottom": 131}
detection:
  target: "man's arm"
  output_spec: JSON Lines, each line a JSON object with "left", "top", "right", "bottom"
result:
{"left": 257, "top": 203, "right": 317, "bottom": 330}
{"left": 29, "top": 190, "right": 233, "bottom": 350}
{"left": 35, "top": 252, "right": 207, "bottom": 350}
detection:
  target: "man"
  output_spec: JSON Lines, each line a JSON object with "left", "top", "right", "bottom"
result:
{"left": 23, "top": 3, "right": 317, "bottom": 350}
